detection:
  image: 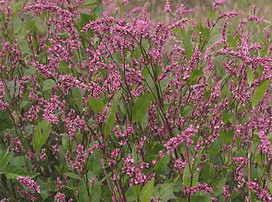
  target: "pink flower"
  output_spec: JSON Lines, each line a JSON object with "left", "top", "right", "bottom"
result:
{"left": 164, "top": 0, "right": 171, "bottom": 13}
{"left": 248, "top": 182, "right": 272, "bottom": 202}
{"left": 164, "top": 126, "right": 197, "bottom": 153}
{"left": 17, "top": 176, "right": 40, "bottom": 193}
{"left": 55, "top": 193, "right": 66, "bottom": 202}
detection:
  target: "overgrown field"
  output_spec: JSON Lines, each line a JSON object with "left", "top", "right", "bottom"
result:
{"left": 0, "top": 0, "right": 271, "bottom": 201}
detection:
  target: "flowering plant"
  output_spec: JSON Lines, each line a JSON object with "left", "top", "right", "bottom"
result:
{"left": 0, "top": 0, "right": 271, "bottom": 201}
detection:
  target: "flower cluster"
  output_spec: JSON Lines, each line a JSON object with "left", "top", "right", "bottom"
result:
{"left": 17, "top": 176, "right": 40, "bottom": 193}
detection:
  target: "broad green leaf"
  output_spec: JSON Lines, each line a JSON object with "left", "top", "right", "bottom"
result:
{"left": 34, "top": 16, "right": 46, "bottom": 33}
{"left": 214, "top": 59, "right": 226, "bottom": 77}
{"left": 159, "top": 183, "right": 174, "bottom": 202}
{"left": 183, "top": 165, "right": 199, "bottom": 187}
{"left": 43, "top": 79, "right": 56, "bottom": 91}
{"left": 17, "top": 35, "right": 30, "bottom": 55}
{"left": 208, "top": 9, "right": 215, "bottom": 20}
{"left": 61, "top": 133, "right": 69, "bottom": 151}
{"left": 132, "top": 93, "right": 152, "bottom": 122}
{"left": 24, "top": 66, "right": 36, "bottom": 76}
{"left": 89, "top": 98, "right": 105, "bottom": 113}
{"left": 102, "top": 186, "right": 112, "bottom": 201}
{"left": 77, "top": 13, "right": 97, "bottom": 29}
{"left": 0, "top": 149, "right": 13, "bottom": 170}
{"left": 72, "top": 87, "right": 83, "bottom": 114}
{"left": 64, "top": 172, "right": 82, "bottom": 180}
{"left": 201, "top": 162, "right": 215, "bottom": 183}
{"left": 91, "top": 183, "right": 102, "bottom": 201}
{"left": 78, "top": 181, "right": 89, "bottom": 202}
{"left": 140, "top": 178, "right": 154, "bottom": 202}
{"left": 0, "top": 111, "right": 12, "bottom": 132}
{"left": 32, "top": 120, "right": 52, "bottom": 153}
{"left": 227, "top": 35, "right": 241, "bottom": 48}
{"left": 191, "top": 195, "right": 210, "bottom": 202}
{"left": 189, "top": 69, "right": 203, "bottom": 82}
{"left": 11, "top": 2, "right": 23, "bottom": 17}
{"left": 221, "top": 113, "right": 234, "bottom": 124}
{"left": 181, "top": 104, "right": 196, "bottom": 117}
{"left": 84, "top": 0, "right": 99, "bottom": 7}
{"left": 183, "top": 31, "right": 193, "bottom": 60}
{"left": 20, "top": 101, "right": 30, "bottom": 110}
{"left": 104, "top": 91, "right": 121, "bottom": 136}
{"left": 155, "top": 153, "right": 170, "bottom": 175}
{"left": 267, "top": 179, "right": 272, "bottom": 193}
{"left": 3, "top": 165, "right": 37, "bottom": 179}
{"left": 87, "top": 152, "right": 102, "bottom": 176}
{"left": 126, "top": 185, "right": 141, "bottom": 201}
{"left": 251, "top": 166, "right": 263, "bottom": 179}
{"left": 213, "top": 178, "right": 226, "bottom": 196}
{"left": 251, "top": 80, "right": 271, "bottom": 107}
{"left": 12, "top": 16, "right": 22, "bottom": 33}
{"left": 247, "top": 67, "right": 254, "bottom": 86}
{"left": 219, "top": 129, "right": 234, "bottom": 145}
{"left": 10, "top": 156, "right": 26, "bottom": 167}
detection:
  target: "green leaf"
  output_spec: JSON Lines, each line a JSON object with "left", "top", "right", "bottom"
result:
{"left": 102, "top": 185, "right": 112, "bottom": 201}
{"left": 24, "top": 66, "right": 36, "bottom": 76}
{"left": 267, "top": 179, "right": 272, "bottom": 193}
{"left": 34, "top": 16, "right": 47, "bottom": 33}
{"left": 213, "top": 178, "right": 226, "bottom": 196}
{"left": 155, "top": 153, "right": 170, "bottom": 175}
{"left": 251, "top": 80, "right": 271, "bottom": 107}
{"left": 43, "top": 79, "right": 56, "bottom": 91}
{"left": 64, "top": 172, "right": 82, "bottom": 180}
{"left": 12, "top": 16, "right": 22, "bottom": 33}
{"left": 20, "top": 101, "right": 30, "bottom": 110}
{"left": 158, "top": 183, "right": 174, "bottom": 202}
{"left": 247, "top": 67, "right": 254, "bottom": 86}
{"left": 0, "top": 149, "right": 13, "bottom": 170}
{"left": 183, "top": 165, "right": 199, "bottom": 187}
{"left": 61, "top": 133, "right": 69, "bottom": 151}
{"left": 3, "top": 165, "right": 37, "bottom": 179}
{"left": 0, "top": 111, "right": 12, "bottom": 132}
{"left": 78, "top": 181, "right": 89, "bottom": 202}
{"left": 71, "top": 87, "right": 84, "bottom": 114}
{"left": 220, "top": 129, "right": 234, "bottom": 145}
{"left": 183, "top": 31, "right": 193, "bottom": 60}
{"left": 104, "top": 91, "right": 121, "bottom": 136}
{"left": 17, "top": 35, "right": 30, "bottom": 55}
{"left": 221, "top": 113, "right": 234, "bottom": 124}
{"left": 11, "top": 2, "right": 23, "bottom": 17}
{"left": 191, "top": 195, "right": 210, "bottom": 202}
{"left": 91, "top": 183, "right": 102, "bottom": 201}
{"left": 140, "top": 178, "right": 154, "bottom": 202}
{"left": 201, "top": 162, "right": 215, "bottom": 183}
{"left": 126, "top": 185, "right": 141, "bottom": 201}
{"left": 181, "top": 104, "right": 196, "bottom": 117}
{"left": 77, "top": 12, "right": 97, "bottom": 29}
{"left": 89, "top": 98, "right": 105, "bottom": 113}
{"left": 32, "top": 120, "right": 52, "bottom": 153}
{"left": 189, "top": 69, "right": 203, "bottom": 82}
{"left": 214, "top": 59, "right": 226, "bottom": 77}
{"left": 84, "top": 0, "right": 99, "bottom": 7}
{"left": 87, "top": 151, "right": 102, "bottom": 176}
{"left": 132, "top": 93, "right": 152, "bottom": 122}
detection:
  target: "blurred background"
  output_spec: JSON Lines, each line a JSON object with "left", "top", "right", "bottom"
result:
{"left": 125, "top": 0, "right": 272, "bottom": 21}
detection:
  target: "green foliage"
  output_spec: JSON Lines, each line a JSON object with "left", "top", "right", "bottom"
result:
{"left": 132, "top": 93, "right": 152, "bottom": 122}
{"left": 88, "top": 98, "right": 105, "bottom": 113}
{"left": 251, "top": 80, "right": 271, "bottom": 107}
{"left": 140, "top": 178, "right": 154, "bottom": 202}
{"left": 32, "top": 120, "right": 52, "bottom": 153}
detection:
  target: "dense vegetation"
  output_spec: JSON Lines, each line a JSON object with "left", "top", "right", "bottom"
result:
{"left": 0, "top": 0, "right": 271, "bottom": 201}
